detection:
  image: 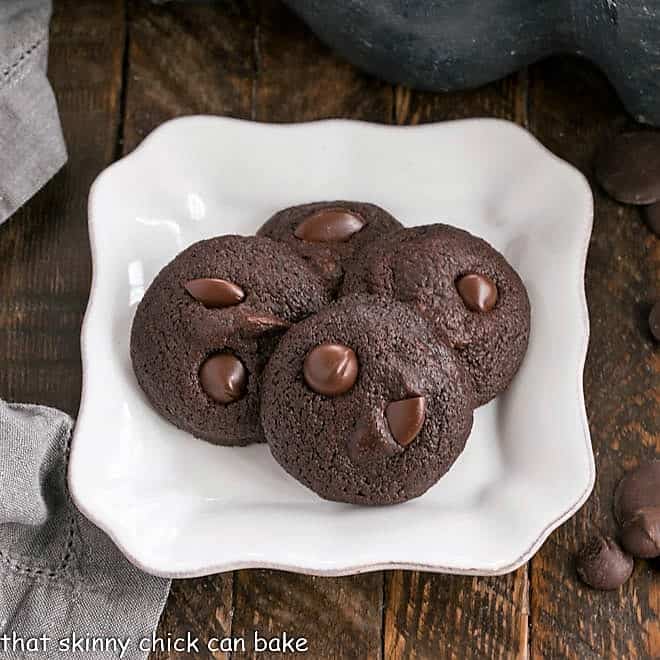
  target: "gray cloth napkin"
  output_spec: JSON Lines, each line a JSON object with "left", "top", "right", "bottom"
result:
{"left": 0, "top": 401, "right": 170, "bottom": 659}
{"left": 0, "top": 0, "right": 66, "bottom": 225}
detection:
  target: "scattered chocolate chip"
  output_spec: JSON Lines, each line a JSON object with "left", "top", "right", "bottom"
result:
{"left": 649, "top": 302, "right": 660, "bottom": 341}
{"left": 184, "top": 278, "right": 245, "bottom": 307}
{"left": 294, "top": 208, "right": 365, "bottom": 243}
{"left": 456, "top": 273, "right": 498, "bottom": 312}
{"left": 303, "top": 343, "right": 358, "bottom": 396}
{"left": 386, "top": 396, "right": 426, "bottom": 446}
{"left": 199, "top": 353, "right": 247, "bottom": 404}
{"left": 594, "top": 132, "right": 660, "bottom": 205}
{"left": 644, "top": 202, "right": 660, "bottom": 237}
{"left": 615, "top": 461, "right": 660, "bottom": 522}
{"left": 576, "top": 534, "right": 634, "bottom": 590}
{"left": 614, "top": 461, "right": 660, "bottom": 558}
{"left": 619, "top": 507, "right": 660, "bottom": 559}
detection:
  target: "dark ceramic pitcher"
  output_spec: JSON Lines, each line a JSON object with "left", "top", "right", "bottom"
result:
{"left": 285, "top": 0, "right": 660, "bottom": 125}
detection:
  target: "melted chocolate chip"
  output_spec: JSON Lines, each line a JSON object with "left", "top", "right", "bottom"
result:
{"left": 594, "top": 132, "right": 660, "bottom": 205}
{"left": 184, "top": 278, "right": 245, "bottom": 307}
{"left": 386, "top": 396, "right": 426, "bottom": 446}
{"left": 456, "top": 273, "right": 498, "bottom": 312}
{"left": 303, "top": 343, "right": 358, "bottom": 396}
{"left": 294, "top": 208, "right": 365, "bottom": 243}
{"left": 619, "top": 507, "right": 660, "bottom": 558}
{"left": 199, "top": 353, "right": 247, "bottom": 404}
{"left": 575, "top": 534, "right": 633, "bottom": 590}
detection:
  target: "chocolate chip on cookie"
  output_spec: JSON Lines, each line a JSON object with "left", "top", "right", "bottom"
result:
{"left": 258, "top": 201, "right": 402, "bottom": 292}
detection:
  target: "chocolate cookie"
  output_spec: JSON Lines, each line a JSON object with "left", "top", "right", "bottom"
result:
{"left": 261, "top": 296, "right": 474, "bottom": 505}
{"left": 256, "top": 201, "right": 402, "bottom": 291}
{"left": 341, "top": 224, "right": 531, "bottom": 405}
{"left": 130, "top": 235, "right": 332, "bottom": 446}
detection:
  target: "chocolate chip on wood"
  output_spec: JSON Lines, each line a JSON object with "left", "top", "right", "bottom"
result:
{"left": 614, "top": 461, "right": 660, "bottom": 558}
{"left": 575, "top": 534, "right": 634, "bottom": 590}
{"left": 594, "top": 132, "right": 660, "bottom": 205}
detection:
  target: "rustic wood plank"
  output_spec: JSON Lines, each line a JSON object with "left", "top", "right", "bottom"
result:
{"left": 233, "top": 569, "right": 384, "bottom": 659}
{"left": 0, "top": 0, "right": 126, "bottom": 414}
{"left": 385, "top": 570, "right": 529, "bottom": 660}
{"left": 150, "top": 577, "right": 234, "bottom": 660}
{"left": 526, "top": 56, "right": 659, "bottom": 659}
{"left": 391, "top": 74, "right": 527, "bottom": 126}
{"left": 382, "top": 73, "right": 531, "bottom": 660}
{"left": 225, "top": 3, "right": 389, "bottom": 658}
{"left": 252, "top": 0, "right": 392, "bottom": 122}
{"left": 122, "top": 0, "right": 256, "bottom": 154}
{"left": 123, "top": 2, "right": 257, "bottom": 657}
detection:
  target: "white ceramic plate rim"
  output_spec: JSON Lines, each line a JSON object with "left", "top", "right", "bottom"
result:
{"left": 69, "top": 116, "right": 594, "bottom": 578}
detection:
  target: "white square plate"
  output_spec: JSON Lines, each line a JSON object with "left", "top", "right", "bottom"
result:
{"left": 70, "top": 117, "right": 594, "bottom": 578}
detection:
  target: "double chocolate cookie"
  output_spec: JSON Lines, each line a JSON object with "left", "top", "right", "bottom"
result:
{"left": 341, "top": 224, "right": 530, "bottom": 405}
{"left": 257, "top": 201, "right": 402, "bottom": 291}
{"left": 261, "top": 296, "right": 474, "bottom": 505}
{"left": 130, "top": 235, "right": 331, "bottom": 446}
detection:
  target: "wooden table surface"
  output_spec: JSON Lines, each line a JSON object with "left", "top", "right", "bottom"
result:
{"left": 1, "top": 1, "right": 658, "bottom": 658}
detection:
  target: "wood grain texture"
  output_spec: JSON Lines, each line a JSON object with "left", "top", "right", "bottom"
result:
{"left": 123, "top": 0, "right": 256, "bottom": 153}
{"left": 526, "top": 56, "right": 659, "bottom": 660}
{"left": 151, "top": 577, "right": 234, "bottom": 660}
{"left": 233, "top": 570, "right": 383, "bottom": 659}
{"left": 385, "top": 570, "right": 529, "bottom": 660}
{"left": 391, "top": 74, "right": 526, "bottom": 126}
{"left": 382, "top": 73, "right": 531, "bottom": 660}
{"left": 0, "top": 0, "right": 126, "bottom": 414}
{"left": 252, "top": 0, "right": 392, "bottom": 122}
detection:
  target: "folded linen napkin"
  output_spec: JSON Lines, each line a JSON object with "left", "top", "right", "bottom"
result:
{"left": 0, "top": 0, "right": 66, "bottom": 225}
{"left": 0, "top": 401, "right": 170, "bottom": 660}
